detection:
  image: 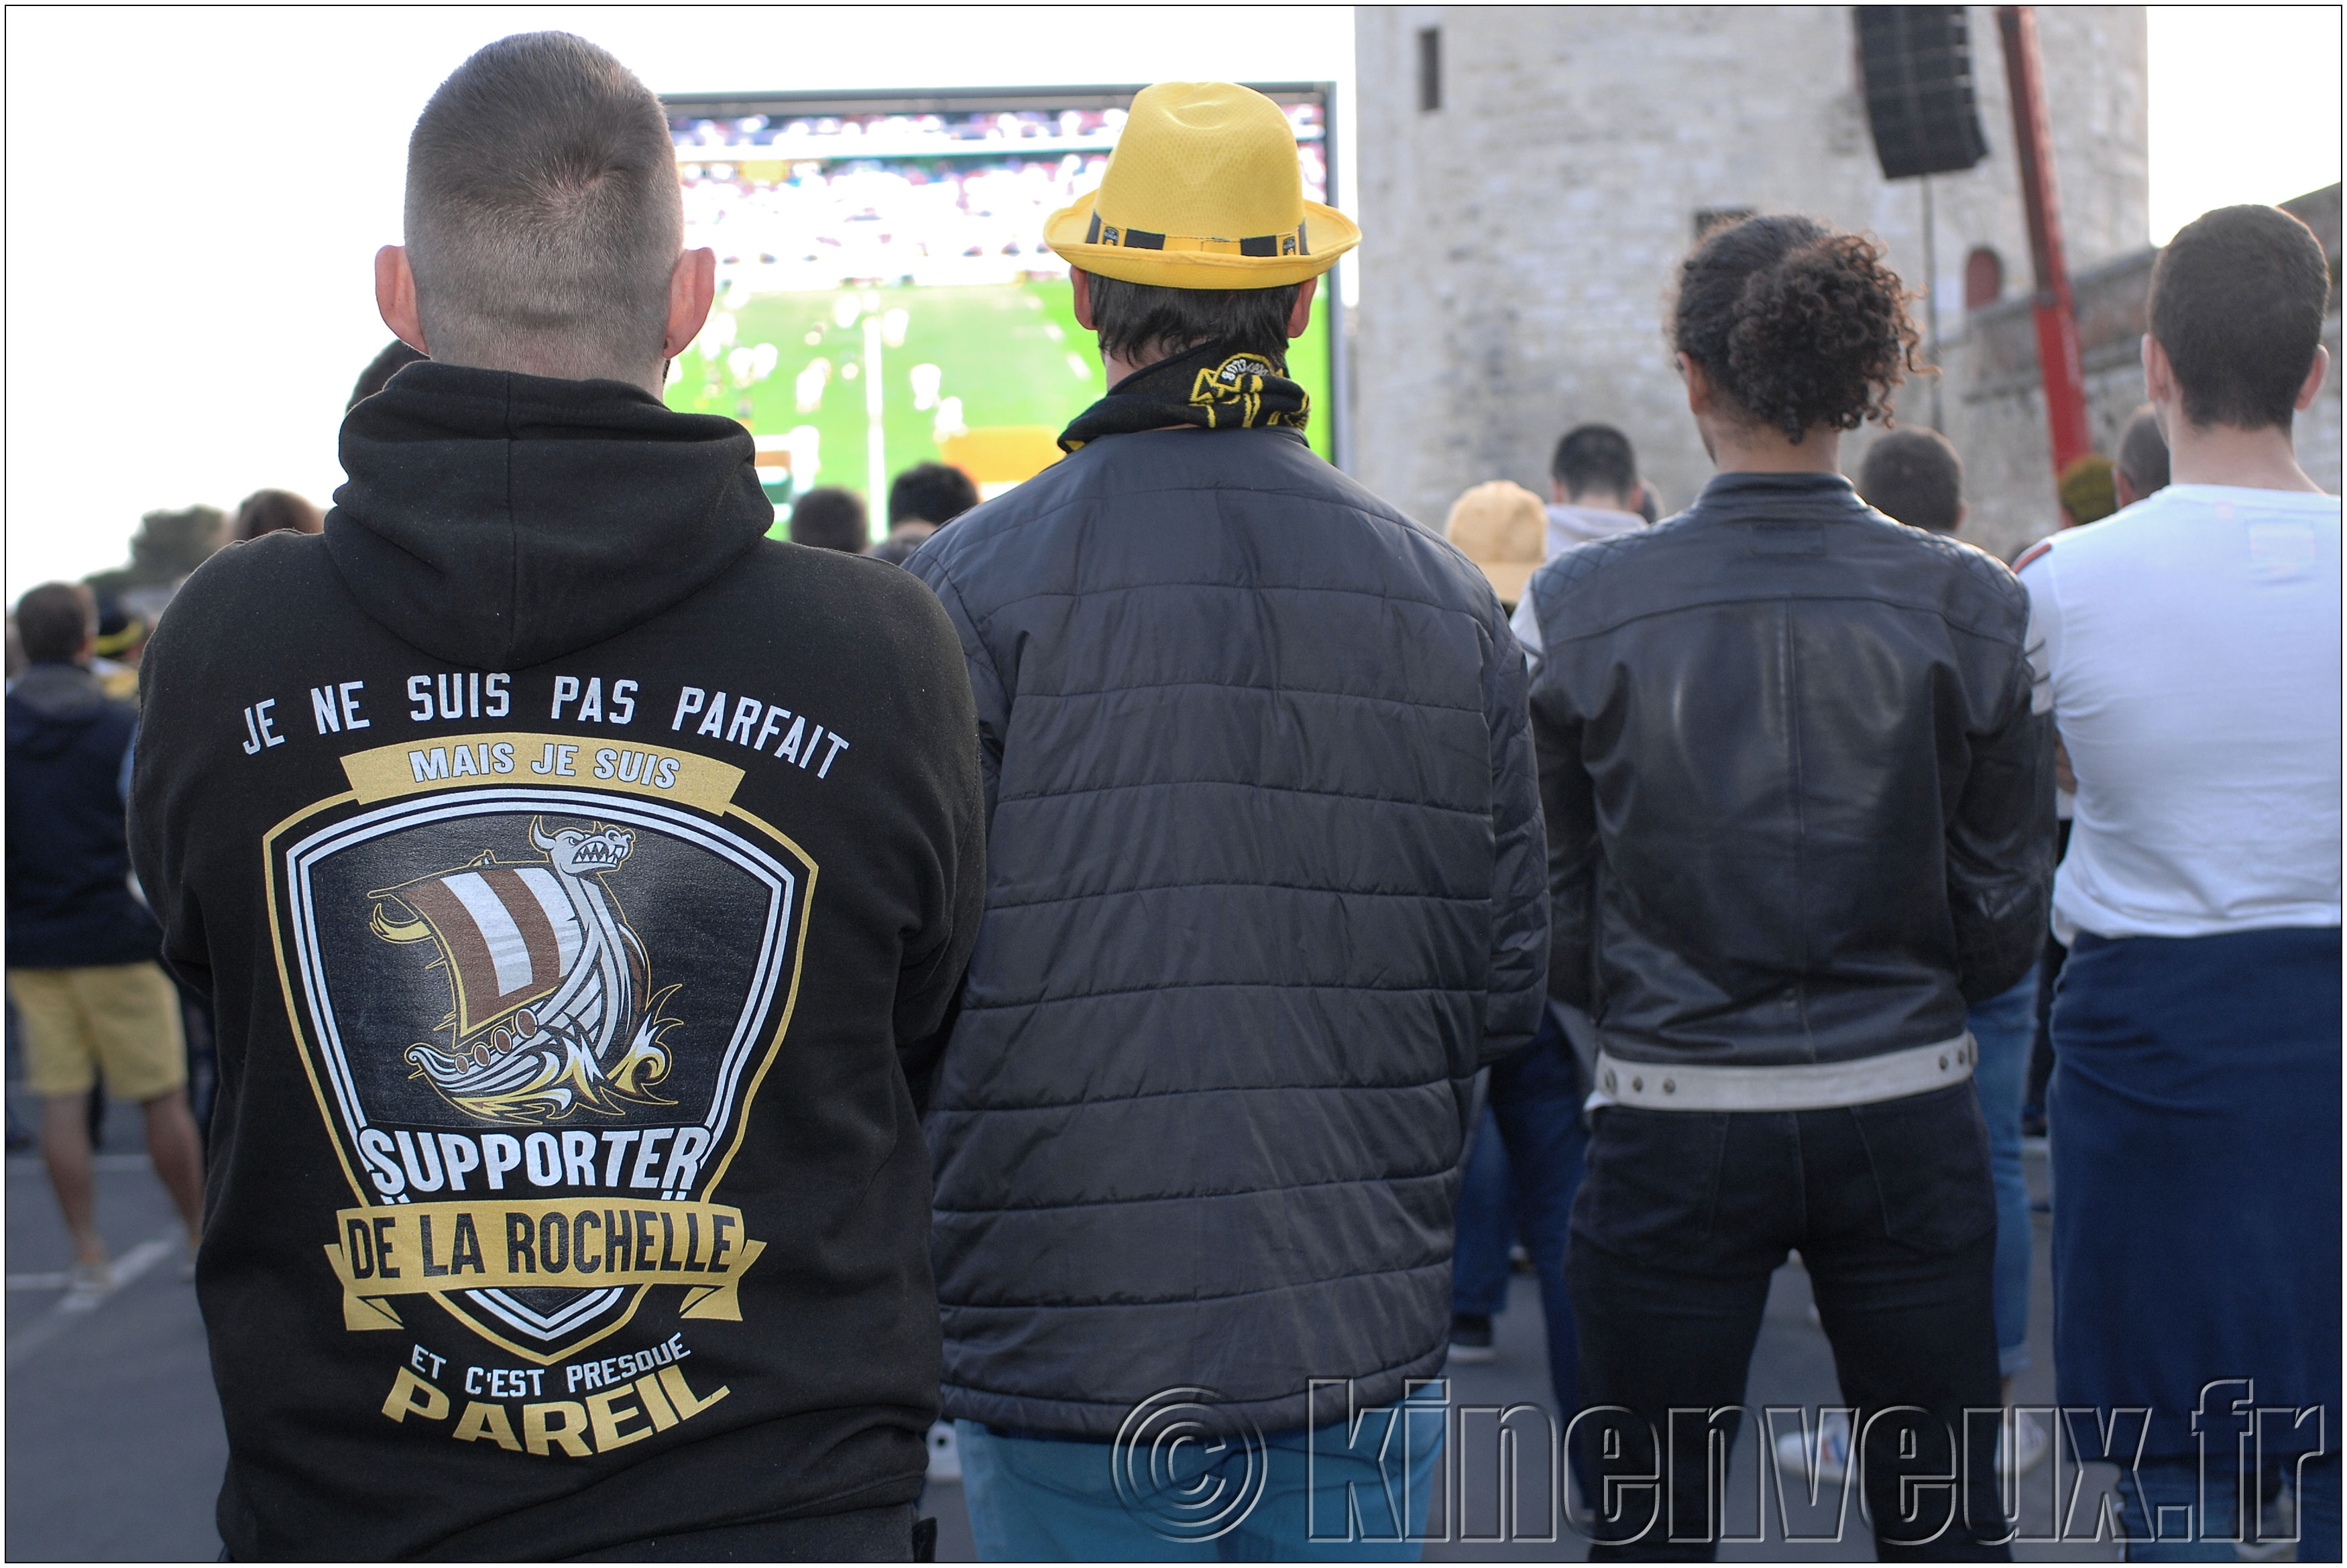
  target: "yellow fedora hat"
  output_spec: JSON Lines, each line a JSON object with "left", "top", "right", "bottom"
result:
{"left": 1045, "top": 81, "right": 1361, "bottom": 290}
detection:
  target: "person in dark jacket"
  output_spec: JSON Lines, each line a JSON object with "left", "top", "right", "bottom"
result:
{"left": 127, "top": 35, "right": 982, "bottom": 1561}
{"left": 906, "top": 80, "right": 1546, "bottom": 1561}
{"left": 7, "top": 582, "right": 207, "bottom": 1306}
{"left": 1523, "top": 215, "right": 2051, "bottom": 1560}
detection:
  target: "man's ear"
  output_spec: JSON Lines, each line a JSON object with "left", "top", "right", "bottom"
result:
{"left": 1286, "top": 276, "right": 1318, "bottom": 340}
{"left": 2141, "top": 333, "right": 2177, "bottom": 433}
{"left": 1070, "top": 267, "right": 1097, "bottom": 331}
{"left": 1550, "top": 478, "right": 1568, "bottom": 504}
{"left": 2295, "top": 345, "right": 2332, "bottom": 414}
{"left": 661, "top": 249, "right": 718, "bottom": 361}
{"left": 376, "top": 246, "right": 427, "bottom": 354}
{"left": 1956, "top": 499, "right": 1969, "bottom": 530}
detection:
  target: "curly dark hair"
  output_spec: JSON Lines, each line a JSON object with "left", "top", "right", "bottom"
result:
{"left": 1672, "top": 215, "right": 1921, "bottom": 443}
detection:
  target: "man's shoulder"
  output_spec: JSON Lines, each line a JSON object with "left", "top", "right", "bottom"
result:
{"left": 713, "top": 536, "right": 962, "bottom": 663}
{"left": 1881, "top": 517, "right": 2028, "bottom": 617}
{"left": 162, "top": 532, "right": 341, "bottom": 644}
{"left": 917, "top": 430, "right": 1469, "bottom": 600}
{"left": 4, "top": 667, "right": 133, "bottom": 741}
{"left": 1527, "top": 511, "right": 1681, "bottom": 609}
{"left": 139, "top": 532, "right": 339, "bottom": 682}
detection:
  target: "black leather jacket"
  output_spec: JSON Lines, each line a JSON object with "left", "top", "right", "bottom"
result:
{"left": 1525, "top": 471, "right": 2052, "bottom": 1068}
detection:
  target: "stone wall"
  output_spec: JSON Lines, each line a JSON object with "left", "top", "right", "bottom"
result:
{"left": 1352, "top": 5, "right": 2149, "bottom": 534}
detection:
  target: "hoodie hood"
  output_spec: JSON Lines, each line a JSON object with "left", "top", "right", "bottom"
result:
{"left": 326, "top": 361, "right": 773, "bottom": 669}
{"left": 7, "top": 662, "right": 110, "bottom": 758}
{"left": 1544, "top": 501, "right": 1646, "bottom": 560}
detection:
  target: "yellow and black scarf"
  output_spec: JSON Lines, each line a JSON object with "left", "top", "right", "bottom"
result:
{"left": 1057, "top": 341, "right": 1310, "bottom": 453}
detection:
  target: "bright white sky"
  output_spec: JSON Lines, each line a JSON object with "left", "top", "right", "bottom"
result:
{"left": 2147, "top": 6, "right": 2342, "bottom": 243}
{"left": 5, "top": 5, "right": 2340, "bottom": 593}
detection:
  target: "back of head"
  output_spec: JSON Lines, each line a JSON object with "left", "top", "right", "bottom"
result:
{"left": 1087, "top": 277, "right": 1300, "bottom": 369}
{"left": 349, "top": 340, "right": 429, "bottom": 411}
{"left": 1673, "top": 214, "right": 1919, "bottom": 442}
{"left": 1551, "top": 425, "right": 1639, "bottom": 501}
{"left": 14, "top": 583, "right": 95, "bottom": 663}
{"left": 1857, "top": 428, "right": 1965, "bottom": 533}
{"left": 231, "top": 489, "right": 324, "bottom": 542}
{"left": 789, "top": 487, "right": 868, "bottom": 554}
{"left": 404, "top": 33, "right": 680, "bottom": 383}
{"left": 888, "top": 463, "right": 980, "bottom": 528}
{"left": 2058, "top": 454, "right": 2118, "bottom": 527}
{"left": 2149, "top": 204, "right": 2331, "bottom": 432}
{"left": 92, "top": 597, "right": 147, "bottom": 662}
{"left": 2116, "top": 405, "right": 2170, "bottom": 498}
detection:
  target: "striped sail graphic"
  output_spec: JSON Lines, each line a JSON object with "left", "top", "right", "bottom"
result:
{"left": 370, "top": 820, "right": 677, "bottom": 1124}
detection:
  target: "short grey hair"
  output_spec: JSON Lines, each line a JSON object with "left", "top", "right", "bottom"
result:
{"left": 404, "top": 34, "right": 680, "bottom": 379}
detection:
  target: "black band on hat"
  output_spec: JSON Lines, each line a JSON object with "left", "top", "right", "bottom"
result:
{"left": 1083, "top": 205, "right": 1300, "bottom": 258}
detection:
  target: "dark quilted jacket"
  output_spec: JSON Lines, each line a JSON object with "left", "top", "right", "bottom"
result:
{"left": 1526, "top": 470, "right": 2053, "bottom": 1069}
{"left": 907, "top": 426, "right": 1547, "bottom": 1439}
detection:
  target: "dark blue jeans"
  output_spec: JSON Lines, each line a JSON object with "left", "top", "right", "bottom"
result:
{"left": 2114, "top": 1454, "right": 2341, "bottom": 1561}
{"left": 1451, "top": 1105, "right": 1514, "bottom": 1318}
{"left": 1965, "top": 970, "right": 2037, "bottom": 1375}
{"left": 1452, "top": 1010, "right": 1591, "bottom": 1426}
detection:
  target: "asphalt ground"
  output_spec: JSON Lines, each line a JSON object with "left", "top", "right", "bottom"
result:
{"left": 7, "top": 1096, "right": 2123, "bottom": 1563}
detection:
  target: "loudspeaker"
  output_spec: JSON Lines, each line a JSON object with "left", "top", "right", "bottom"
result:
{"left": 1855, "top": 7, "right": 1989, "bottom": 180}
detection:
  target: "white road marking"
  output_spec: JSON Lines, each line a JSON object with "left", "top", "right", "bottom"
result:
{"left": 5, "top": 1229, "right": 187, "bottom": 1368}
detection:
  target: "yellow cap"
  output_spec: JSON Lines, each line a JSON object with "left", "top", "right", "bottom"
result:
{"left": 1445, "top": 482, "right": 1547, "bottom": 604}
{"left": 1044, "top": 82, "right": 1361, "bottom": 289}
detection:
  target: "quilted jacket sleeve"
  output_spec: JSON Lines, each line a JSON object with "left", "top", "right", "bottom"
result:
{"left": 1481, "top": 601, "right": 1549, "bottom": 1064}
{"left": 907, "top": 551, "right": 1011, "bottom": 830}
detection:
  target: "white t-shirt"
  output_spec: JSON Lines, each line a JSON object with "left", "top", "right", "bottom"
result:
{"left": 2019, "top": 483, "right": 2342, "bottom": 943}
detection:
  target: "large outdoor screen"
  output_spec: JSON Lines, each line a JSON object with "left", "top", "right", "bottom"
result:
{"left": 661, "top": 85, "right": 1338, "bottom": 530}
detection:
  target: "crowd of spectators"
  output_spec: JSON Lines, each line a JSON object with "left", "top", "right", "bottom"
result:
{"left": 5, "top": 35, "right": 2336, "bottom": 1566}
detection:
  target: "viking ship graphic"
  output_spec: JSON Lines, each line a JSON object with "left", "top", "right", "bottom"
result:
{"left": 369, "top": 819, "right": 678, "bottom": 1125}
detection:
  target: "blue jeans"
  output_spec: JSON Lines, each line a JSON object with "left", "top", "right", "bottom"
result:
{"left": 2114, "top": 1454, "right": 2341, "bottom": 1561}
{"left": 956, "top": 1390, "right": 1447, "bottom": 1561}
{"left": 1967, "top": 969, "right": 2036, "bottom": 1376}
{"left": 1479, "top": 1011, "right": 1589, "bottom": 1426}
{"left": 1450, "top": 1105, "right": 1513, "bottom": 1318}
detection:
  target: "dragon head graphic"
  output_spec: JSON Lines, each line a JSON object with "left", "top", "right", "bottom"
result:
{"left": 531, "top": 820, "right": 634, "bottom": 876}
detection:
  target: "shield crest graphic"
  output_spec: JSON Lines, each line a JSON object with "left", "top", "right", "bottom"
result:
{"left": 269, "top": 782, "right": 811, "bottom": 1364}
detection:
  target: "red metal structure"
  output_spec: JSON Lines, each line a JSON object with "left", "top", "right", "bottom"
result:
{"left": 1998, "top": 5, "right": 2095, "bottom": 482}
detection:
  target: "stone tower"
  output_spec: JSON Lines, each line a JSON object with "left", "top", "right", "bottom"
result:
{"left": 1353, "top": 6, "right": 2150, "bottom": 560}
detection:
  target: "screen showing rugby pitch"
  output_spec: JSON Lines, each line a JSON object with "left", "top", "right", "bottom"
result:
{"left": 661, "top": 85, "right": 1338, "bottom": 533}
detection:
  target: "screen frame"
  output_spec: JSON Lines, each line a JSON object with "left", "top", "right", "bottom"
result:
{"left": 660, "top": 82, "right": 1349, "bottom": 473}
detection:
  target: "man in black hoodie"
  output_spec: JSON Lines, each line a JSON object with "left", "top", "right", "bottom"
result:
{"left": 129, "top": 34, "right": 982, "bottom": 1561}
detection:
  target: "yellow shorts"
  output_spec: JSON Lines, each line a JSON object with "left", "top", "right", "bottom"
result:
{"left": 8, "top": 963, "right": 187, "bottom": 1101}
